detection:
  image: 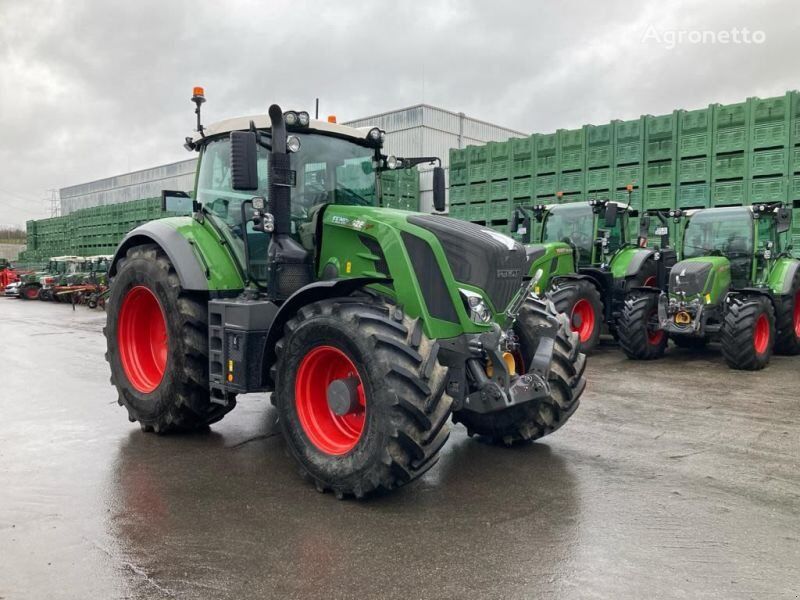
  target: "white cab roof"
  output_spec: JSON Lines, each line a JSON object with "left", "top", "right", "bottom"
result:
{"left": 193, "top": 114, "right": 378, "bottom": 144}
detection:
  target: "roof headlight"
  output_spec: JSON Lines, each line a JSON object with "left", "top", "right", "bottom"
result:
{"left": 297, "top": 111, "right": 310, "bottom": 126}
{"left": 284, "top": 111, "right": 298, "bottom": 126}
{"left": 368, "top": 127, "right": 382, "bottom": 141}
{"left": 385, "top": 155, "right": 399, "bottom": 170}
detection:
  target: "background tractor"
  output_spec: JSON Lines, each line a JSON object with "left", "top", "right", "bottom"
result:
{"left": 511, "top": 197, "right": 676, "bottom": 351}
{"left": 104, "top": 90, "right": 586, "bottom": 498}
{"left": 617, "top": 204, "right": 800, "bottom": 370}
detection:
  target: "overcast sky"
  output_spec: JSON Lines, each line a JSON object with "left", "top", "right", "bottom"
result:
{"left": 0, "top": 0, "right": 797, "bottom": 226}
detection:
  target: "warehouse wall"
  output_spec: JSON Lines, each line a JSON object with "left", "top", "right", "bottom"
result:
{"left": 0, "top": 243, "right": 26, "bottom": 261}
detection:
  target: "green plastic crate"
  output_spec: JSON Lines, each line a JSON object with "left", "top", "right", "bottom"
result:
{"left": 489, "top": 180, "right": 509, "bottom": 201}
{"left": 643, "top": 186, "right": 675, "bottom": 210}
{"left": 535, "top": 133, "right": 558, "bottom": 174}
{"left": 489, "top": 141, "right": 510, "bottom": 181}
{"left": 612, "top": 187, "right": 641, "bottom": 210}
{"left": 449, "top": 148, "right": 468, "bottom": 185}
{"left": 449, "top": 184, "right": 468, "bottom": 205}
{"left": 750, "top": 148, "right": 789, "bottom": 177}
{"left": 644, "top": 160, "right": 675, "bottom": 187}
{"left": 490, "top": 200, "right": 510, "bottom": 220}
{"left": 792, "top": 175, "right": 800, "bottom": 200}
{"left": 468, "top": 182, "right": 488, "bottom": 203}
{"left": 615, "top": 164, "right": 642, "bottom": 188}
{"left": 645, "top": 112, "right": 678, "bottom": 162}
{"left": 679, "top": 157, "right": 711, "bottom": 184}
{"left": 679, "top": 105, "right": 714, "bottom": 158}
{"left": 558, "top": 170, "right": 584, "bottom": 194}
{"left": 749, "top": 93, "right": 792, "bottom": 150}
{"left": 535, "top": 173, "right": 557, "bottom": 197}
{"left": 712, "top": 180, "right": 746, "bottom": 206}
{"left": 586, "top": 122, "right": 614, "bottom": 168}
{"left": 614, "top": 117, "right": 645, "bottom": 165}
{"left": 558, "top": 128, "right": 585, "bottom": 171}
{"left": 448, "top": 203, "right": 467, "bottom": 220}
{"left": 511, "top": 136, "right": 535, "bottom": 178}
{"left": 586, "top": 167, "right": 612, "bottom": 191}
{"left": 468, "top": 202, "right": 489, "bottom": 221}
{"left": 677, "top": 183, "right": 710, "bottom": 208}
{"left": 467, "top": 145, "right": 489, "bottom": 183}
{"left": 511, "top": 177, "right": 533, "bottom": 199}
{"left": 749, "top": 176, "right": 787, "bottom": 204}
{"left": 713, "top": 153, "right": 747, "bottom": 180}
{"left": 713, "top": 101, "right": 749, "bottom": 154}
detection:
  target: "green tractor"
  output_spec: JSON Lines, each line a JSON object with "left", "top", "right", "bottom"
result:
{"left": 39, "top": 256, "right": 85, "bottom": 301}
{"left": 511, "top": 196, "right": 676, "bottom": 351}
{"left": 104, "top": 91, "right": 586, "bottom": 498}
{"left": 18, "top": 259, "right": 57, "bottom": 300}
{"left": 617, "top": 203, "right": 800, "bottom": 370}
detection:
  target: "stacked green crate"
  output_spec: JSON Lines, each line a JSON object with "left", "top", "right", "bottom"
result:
{"left": 448, "top": 147, "right": 469, "bottom": 219}
{"left": 612, "top": 117, "right": 645, "bottom": 210}
{"left": 510, "top": 136, "right": 535, "bottom": 208}
{"left": 467, "top": 144, "right": 490, "bottom": 223}
{"left": 585, "top": 122, "right": 614, "bottom": 200}
{"left": 710, "top": 100, "right": 750, "bottom": 206}
{"left": 643, "top": 111, "right": 678, "bottom": 211}
{"left": 557, "top": 127, "right": 586, "bottom": 201}
{"left": 380, "top": 169, "right": 420, "bottom": 211}
{"left": 748, "top": 93, "right": 793, "bottom": 205}
{"left": 488, "top": 141, "right": 511, "bottom": 227}
{"left": 534, "top": 132, "right": 558, "bottom": 201}
{"left": 677, "top": 105, "right": 714, "bottom": 208}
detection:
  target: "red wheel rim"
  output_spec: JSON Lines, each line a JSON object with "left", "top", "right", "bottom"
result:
{"left": 295, "top": 345, "right": 366, "bottom": 456}
{"left": 793, "top": 291, "right": 800, "bottom": 338}
{"left": 117, "top": 286, "right": 168, "bottom": 393}
{"left": 753, "top": 313, "right": 770, "bottom": 355}
{"left": 23, "top": 286, "right": 39, "bottom": 300}
{"left": 571, "top": 299, "right": 596, "bottom": 343}
{"left": 643, "top": 276, "right": 656, "bottom": 287}
{"left": 647, "top": 309, "right": 664, "bottom": 345}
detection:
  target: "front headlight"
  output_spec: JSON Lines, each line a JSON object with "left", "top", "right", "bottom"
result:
{"left": 459, "top": 288, "right": 493, "bottom": 324}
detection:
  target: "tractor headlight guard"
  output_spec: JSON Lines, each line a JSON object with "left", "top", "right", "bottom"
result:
{"left": 459, "top": 288, "right": 492, "bottom": 324}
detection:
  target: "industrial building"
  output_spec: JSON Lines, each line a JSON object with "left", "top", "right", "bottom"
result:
{"left": 58, "top": 104, "right": 523, "bottom": 215}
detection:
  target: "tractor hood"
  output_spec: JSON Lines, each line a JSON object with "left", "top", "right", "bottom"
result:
{"left": 406, "top": 214, "right": 527, "bottom": 313}
{"left": 670, "top": 257, "right": 730, "bottom": 299}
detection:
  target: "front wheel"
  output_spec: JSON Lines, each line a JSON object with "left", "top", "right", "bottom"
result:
{"left": 617, "top": 292, "right": 667, "bottom": 360}
{"left": 19, "top": 284, "right": 40, "bottom": 300}
{"left": 274, "top": 295, "right": 452, "bottom": 499}
{"left": 774, "top": 273, "right": 800, "bottom": 355}
{"left": 720, "top": 295, "right": 775, "bottom": 370}
{"left": 104, "top": 243, "right": 236, "bottom": 433}
{"left": 452, "top": 297, "right": 586, "bottom": 445}
{"left": 549, "top": 279, "right": 604, "bottom": 352}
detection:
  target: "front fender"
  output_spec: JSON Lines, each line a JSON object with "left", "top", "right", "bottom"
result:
{"left": 610, "top": 247, "right": 655, "bottom": 280}
{"left": 768, "top": 258, "right": 800, "bottom": 295}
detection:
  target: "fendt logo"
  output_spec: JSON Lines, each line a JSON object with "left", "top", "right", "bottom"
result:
{"left": 496, "top": 269, "right": 521, "bottom": 279}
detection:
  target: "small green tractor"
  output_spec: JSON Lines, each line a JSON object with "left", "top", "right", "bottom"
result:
{"left": 511, "top": 197, "right": 676, "bottom": 351}
{"left": 104, "top": 90, "right": 586, "bottom": 498}
{"left": 617, "top": 203, "right": 800, "bottom": 370}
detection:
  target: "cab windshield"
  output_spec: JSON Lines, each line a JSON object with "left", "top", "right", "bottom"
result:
{"left": 542, "top": 204, "right": 596, "bottom": 266}
{"left": 683, "top": 207, "right": 753, "bottom": 285}
{"left": 196, "top": 133, "right": 378, "bottom": 285}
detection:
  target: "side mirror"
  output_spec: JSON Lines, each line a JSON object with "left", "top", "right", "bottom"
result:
{"left": 161, "top": 190, "right": 193, "bottom": 214}
{"left": 231, "top": 131, "right": 259, "bottom": 191}
{"left": 432, "top": 166, "right": 446, "bottom": 212}
{"left": 604, "top": 203, "right": 618, "bottom": 228}
{"left": 776, "top": 207, "right": 791, "bottom": 234}
{"left": 510, "top": 208, "right": 520, "bottom": 232}
{"left": 638, "top": 214, "right": 651, "bottom": 238}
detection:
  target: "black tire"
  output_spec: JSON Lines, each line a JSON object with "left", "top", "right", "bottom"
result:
{"left": 549, "top": 278, "right": 604, "bottom": 352}
{"left": 629, "top": 258, "right": 658, "bottom": 289}
{"left": 617, "top": 292, "right": 668, "bottom": 360}
{"left": 720, "top": 295, "right": 775, "bottom": 370}
{"left": 104, "top": 243, "right": 236, "bottom": 433}
{"left": 670, "top": 334, "right": 708, "bottom": 350}
{"left": 274, "top": 295, "right": 452, "bottom": 499}
{"left": 774, "top": 272, "right": 800, "bottom": 355}
{"left": 19, "top": 284, "right": 40, "bottom": 301}
{"left": 452, "top": 297, "right": 586, "bottom": 445}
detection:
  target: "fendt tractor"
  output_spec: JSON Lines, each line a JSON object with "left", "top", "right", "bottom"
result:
{"left": 617, "top": 203, "right": 800, "bottom": 370}
{"left": 511, "top": 195, "right": 676, "bottom": 351}
{"left": 104, "top": 89, "right": 586, "bottom": 498}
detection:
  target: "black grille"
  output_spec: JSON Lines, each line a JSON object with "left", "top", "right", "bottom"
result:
{"left": 401, "top": 232, "right": 459, "bottom": 322}
{"left": 407, "top": 215, "right": 526, "bottom": 312}
{"left": 670, "top": 260, "right": 712, "bottom": 296}
{"left": 358, "top": 234, "right": 390, "bottom": 276}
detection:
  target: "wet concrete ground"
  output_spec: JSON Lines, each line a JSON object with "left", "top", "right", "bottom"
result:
{"left": 0, "top": 297, "right": 798, "bottom": 600}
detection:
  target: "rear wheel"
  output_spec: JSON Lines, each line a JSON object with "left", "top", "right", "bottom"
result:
{"left": 720, "top": 295, "right": 775, "bottom": 370}
{"left": 105, "top": 244, "right": 236, "bottom": 432}
{"left": 775, "top": 273, "right": 800, "bottom": 355}
{"left": 617, "top": 292, "right": 667, "bottom": 360}
{"left": 274, "top": 295, "right": 452, "bottom": 498}
{"left": 549, "top": 279, "right": 603, "bottom": 352}
{"left": 452, "top": 297, "right": 586, "bottom": 445}
{"left": 19, "top": 284, "right": 40, "bottom": 300}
